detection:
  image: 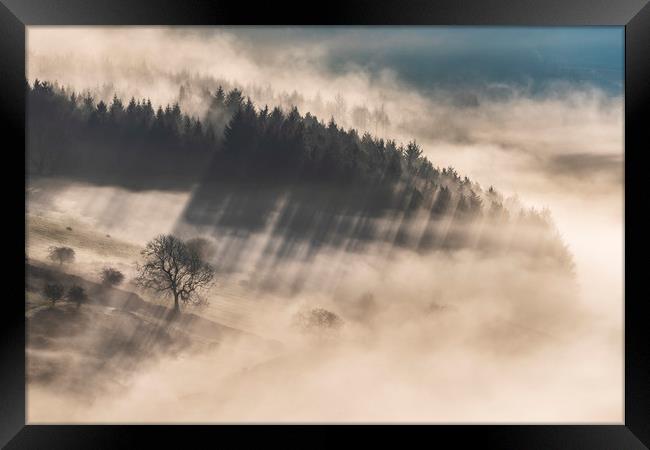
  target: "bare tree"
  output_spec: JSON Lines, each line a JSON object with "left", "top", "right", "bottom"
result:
{"left": 136, "top": 235, "right": 215, "bottom": 312}
{"left": 47, "top": 246, "right": 75, "bottom": 266}
{"left": 67, "top": 285, "right": 87, "bottom": 308}
{"left": 43, "top": 283, "right": 64, "bottom": 307}
{"left": 100, "top": 267, "right": 125, "bottom": 287}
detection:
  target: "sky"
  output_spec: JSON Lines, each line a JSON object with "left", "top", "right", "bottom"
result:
{"left": 28, "top": 26, "right": 624, "bottom": 95}
{"left": 189, "top": 26, "right": 624, "bottom": 95}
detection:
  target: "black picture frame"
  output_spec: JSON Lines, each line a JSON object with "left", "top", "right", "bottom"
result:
{"left": 2, "top": 1, "right": 648, "bottom": 448}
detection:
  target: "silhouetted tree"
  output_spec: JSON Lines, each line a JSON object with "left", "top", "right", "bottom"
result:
{"left": 405, "top": 140, "right": 423, "bottom": 169}
{"left": 67, "top": 285, "right": 87, "bottom": 308}
{"left": 100, "top": 267, "right": 125, "bottom": 287}
{"left": 467, "top": 190, "right": 483, "bottom": 216}
{"left": 43, "top": 283, "right": 64, "bottom": 307}
{"left": 432, "top": 186, "right": 451, "bottom": 216}
{"left": 47, "top": 246, "right": 75, "bottom": 266}
{"left": 136, "top": 235, "right": 215, "bottom": 312}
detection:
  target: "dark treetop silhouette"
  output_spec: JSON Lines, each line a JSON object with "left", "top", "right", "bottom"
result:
{"left": 136, "top": 234, "right": 215, "bottom": 312}
{"left": 27, "top": 79, "right": 574, "bottom": 273}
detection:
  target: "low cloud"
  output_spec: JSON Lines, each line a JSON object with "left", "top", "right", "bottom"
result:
{"left": 545, "top": 152, "right": 623, "bottom": 180}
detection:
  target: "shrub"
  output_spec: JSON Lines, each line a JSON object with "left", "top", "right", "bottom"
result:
{"left": 67, "top": 285, "right": 87, "bottom": 308}
{"left": 43, "top": 283, "right": 64, "bottom": 306}
{"left": 293, "top": 307, "right": 344, "bottom": 334}
{"left": 100, "top": 267, "right": 125, "bottom": 287}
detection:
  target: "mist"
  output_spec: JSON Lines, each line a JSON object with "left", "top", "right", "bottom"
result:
{"left": 25, "top": 26, "right": 623, "bottom": 423}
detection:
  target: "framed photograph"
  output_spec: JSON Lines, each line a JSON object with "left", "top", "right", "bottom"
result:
{"left": 2, "top": 0, "right": 648, "bottom": 447}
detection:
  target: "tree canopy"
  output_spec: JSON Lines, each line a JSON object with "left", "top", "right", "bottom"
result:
{"left": 136, "top": 235, "right": 215, "bottom": 312}
{"left": 27, "top": 79, "right": 573, "bottom": 272}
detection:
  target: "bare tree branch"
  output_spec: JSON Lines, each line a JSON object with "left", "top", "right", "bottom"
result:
{"left": 135, "top": 234, "right": 215, "bottom": 312}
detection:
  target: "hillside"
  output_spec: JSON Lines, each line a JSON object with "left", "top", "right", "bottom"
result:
{"left": 27, "top": 79, "right": 574, "bottom": 272}
{"left": 27, "top": 261, "right": 277, "bottom": 398}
